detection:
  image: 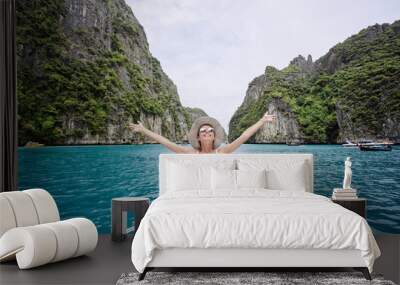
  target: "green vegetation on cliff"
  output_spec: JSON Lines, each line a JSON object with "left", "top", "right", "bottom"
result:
{"left": 16, "top": 0, "right": 192, "bottom": 145}
{"left": 229, "top": 21, "right": 400, "bottom": 143}
{"left": 229, "top": 65, "right": 337, "bottom": 143}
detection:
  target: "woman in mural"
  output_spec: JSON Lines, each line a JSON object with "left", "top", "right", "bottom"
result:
{"left": 128, "top": 111, "right": 276, "bottom": 154}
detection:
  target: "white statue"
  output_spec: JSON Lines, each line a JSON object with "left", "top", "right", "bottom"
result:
{"left": 342, "top": 157, "right": 352, "bottom": 190}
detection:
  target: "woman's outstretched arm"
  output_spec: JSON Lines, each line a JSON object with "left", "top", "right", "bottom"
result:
{"left": 128, "top": 122, "right": 194, "bottom": 153}
{"left": 218, "top": 112, "right": 276, "bottom": 153}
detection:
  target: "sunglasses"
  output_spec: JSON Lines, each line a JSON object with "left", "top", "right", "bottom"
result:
{"left": 199, "top": 127, "right": 214, "bottom": 134}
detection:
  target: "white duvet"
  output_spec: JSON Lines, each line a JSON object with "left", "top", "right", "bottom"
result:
{"left": 131, "top": 190, "right": 380, "bottom": 273}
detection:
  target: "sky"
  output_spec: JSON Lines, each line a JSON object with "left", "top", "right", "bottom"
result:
{"left": 126, "top": 0, "right": 400, "bottom": 132}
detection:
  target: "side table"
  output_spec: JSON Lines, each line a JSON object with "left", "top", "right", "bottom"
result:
{"left": 111, "top": 197, "right": 150, "bottom": 242}
{"left": 331, "top": 198, "right": 367, "bottom": 218}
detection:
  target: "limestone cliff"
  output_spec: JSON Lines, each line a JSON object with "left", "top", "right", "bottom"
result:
{"left": 229, "top": 20, "right": 400, "bottom": 144}
{"left": 229, "top": 56, "right": 314, "bottom": 143}
{"left": 16, "top": 0, "right": 207, "bottom": 145}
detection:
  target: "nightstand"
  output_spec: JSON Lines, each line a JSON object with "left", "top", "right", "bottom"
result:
{"left": 111, "top": 197, "right": 150, "bottom": 242}
{"left": 331, "top": 198, "right": 366, "bottom": 218}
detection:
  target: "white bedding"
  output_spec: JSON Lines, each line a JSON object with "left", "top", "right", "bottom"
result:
{"left": 131, "top": 190, "right": 381, "bottom": 273}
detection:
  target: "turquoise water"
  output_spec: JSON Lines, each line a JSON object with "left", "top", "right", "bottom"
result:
{"left": 18, "top": 144, "right": 400, "bottom": 234}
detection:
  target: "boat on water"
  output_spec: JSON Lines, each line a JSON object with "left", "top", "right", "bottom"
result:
{"left": 342, "top": 140, "right": 358, "bottom": 148}
{"left": 357, "top": 139, "right": 393, "bottom": 151}
{"left": 24, "top": 141, "right": 44, "bottom": 148}
{"left": 357, "top": 139, "right": 374, "bottom": 145}
{"left": 286, "top": 140, "right": 303, "bottom": 146}
{"left": 287, "top": 141, "right": 303, "bottom": 146}
{"left": 359, "top": 144, "right": 392, "bottom": 151}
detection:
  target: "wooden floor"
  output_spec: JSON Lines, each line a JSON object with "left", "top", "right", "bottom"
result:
{"left": 0, "top": 234, "right": 399, "bottom": 285}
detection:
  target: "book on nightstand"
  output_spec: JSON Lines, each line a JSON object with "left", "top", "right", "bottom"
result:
{"left": 332, "top": 188, "right": 358, "bottom": 200}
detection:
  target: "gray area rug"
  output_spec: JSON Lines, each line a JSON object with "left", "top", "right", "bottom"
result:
{"left": 116, "top": 271, "right": 396, "bottom": 285}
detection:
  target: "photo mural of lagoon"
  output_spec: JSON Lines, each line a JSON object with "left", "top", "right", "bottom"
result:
{"left": 18, "top": 144, "right": 400, "bottom": 234}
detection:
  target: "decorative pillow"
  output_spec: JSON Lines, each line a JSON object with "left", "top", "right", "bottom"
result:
{"left": 236, "top": 169, "right": 267, "bottom": 189}
{"left": 167, "top": 160, "right": 236, "bottom": 192}
{"left": 267, "top": 161, "right": 307, "bottom": 191}
{"left": 167, "top": 162, "right": 210, "bottom": 191}
{"left": 237, "top": 158, "right": 308, "bottom": 192}
{"left": 211, "top": 167, "right": 237, "bottom": 191}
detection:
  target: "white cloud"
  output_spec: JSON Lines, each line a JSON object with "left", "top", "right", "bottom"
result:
{"left": 126, "top": 0, "right": 400, "bottom": 132}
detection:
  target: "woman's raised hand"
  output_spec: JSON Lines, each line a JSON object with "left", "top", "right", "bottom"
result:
{"left": 260, "top": 111, "right": 277, "bottom": 123}
{"left": 128, "top": 122, "right": 145, "bottom": 133}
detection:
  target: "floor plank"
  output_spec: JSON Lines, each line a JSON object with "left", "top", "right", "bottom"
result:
{"left": 0, "top": 234, "right": 399, "bottom": 285}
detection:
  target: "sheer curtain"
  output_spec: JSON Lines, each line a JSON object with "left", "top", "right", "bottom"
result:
{"left": 0, "top": 0, "right": 18, "bottom": 192}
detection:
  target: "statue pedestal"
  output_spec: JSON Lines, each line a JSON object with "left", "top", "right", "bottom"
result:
{"left": 332, "top": 188, "right": 358, "bottom": 199}
{"left": 334, "top": 188, "right": 357, "bottom": 192}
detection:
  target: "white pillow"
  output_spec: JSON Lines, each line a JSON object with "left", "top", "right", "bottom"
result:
{"left": 237, "top": 159, "right": 308, "bottom": 191}
{"left": 267, "top": 161, "right": 307, "bottom": 191}
{"left": 211, "top": 167, "right": 236, "bottom": 191}
{"left": 167, "top": 162, "right": 210, "bottom": 191}
{"left": 236, "top": 169, "right": 267, "bottom": 189}
{"left": 167, "top": 160, "right": 236, "bottom": 192}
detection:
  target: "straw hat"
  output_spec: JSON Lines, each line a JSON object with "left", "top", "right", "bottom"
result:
{"left": 188, "top": 116, "right": 225, "bottom": 150}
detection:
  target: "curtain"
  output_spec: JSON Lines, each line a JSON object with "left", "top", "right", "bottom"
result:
{"left": 0, "top": 0, "right": 18, "bottom": 192}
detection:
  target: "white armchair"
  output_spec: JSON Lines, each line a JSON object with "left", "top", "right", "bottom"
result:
{"left": 0, "top": 188, "right": 98, "bottom": 269}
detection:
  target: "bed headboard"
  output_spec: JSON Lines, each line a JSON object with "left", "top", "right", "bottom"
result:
{"left": 159, "top": 153, "right": 314, "bottom": 195}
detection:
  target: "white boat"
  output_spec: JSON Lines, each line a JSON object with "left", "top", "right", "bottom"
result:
{"left": 357, "top": 139, "right": 376, "bottom": 146}
{"left": 357, "top": 139, "right": 394, "bottom": 151}
{"left": 342, "top": 140, "right": 358, "bottom": 148}
{"left": 358, "top": 139, "right": 394, "bottom": 146}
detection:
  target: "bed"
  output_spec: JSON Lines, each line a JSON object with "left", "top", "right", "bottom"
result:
{"left": 131, "top": 153, "right": 381, "bottom": 280}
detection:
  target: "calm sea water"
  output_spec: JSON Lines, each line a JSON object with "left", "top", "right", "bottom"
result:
{"left": 18, "top": 144, "right": 400, "bottom": 234}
